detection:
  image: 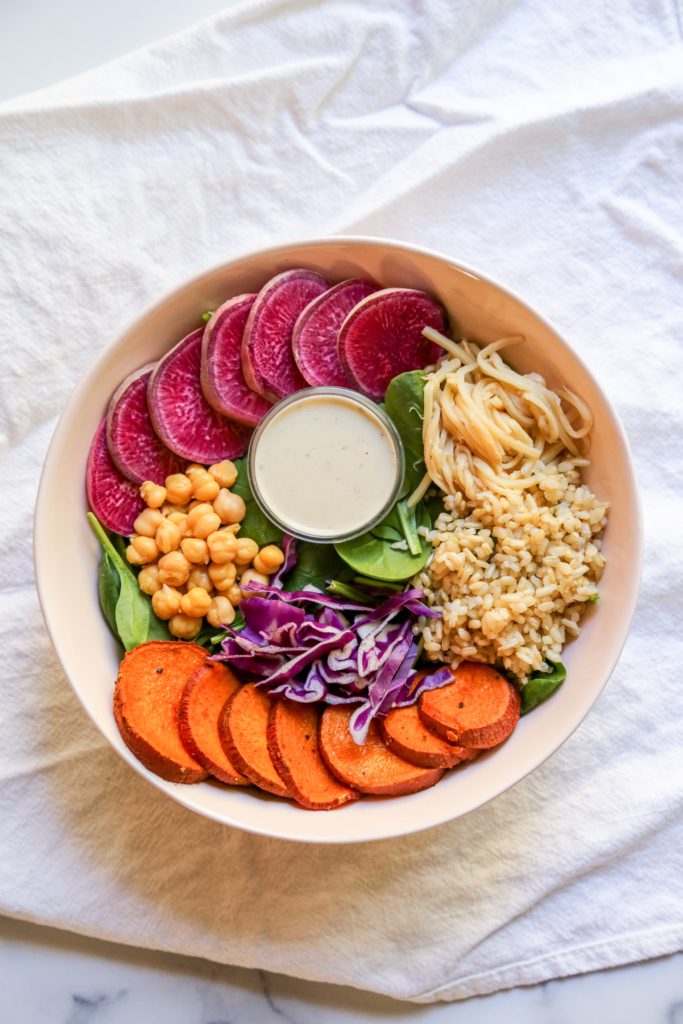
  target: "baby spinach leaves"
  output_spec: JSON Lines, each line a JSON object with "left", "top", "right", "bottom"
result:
{"left": 97, "top": 553, "right": 121, "bottom": 637}
{"left": 520, "top": 662, "right": 567, "bottom": 715}
{"left": 335, "top": 502, "right": 431, "bottom": 581}
{"left": 334, "top": 371, "right": 434, "bottom": 581}
{"left": 283, "top": 541, "right": 353, "bottom": 593}
{"left": 87, "top": 513, "right": 170, "bottom": 651}
{"left": 384, "top": 370, "right": 427, "bottom": 493}
{"left": 231, "top": 458, "right": 284, "bottom": 547}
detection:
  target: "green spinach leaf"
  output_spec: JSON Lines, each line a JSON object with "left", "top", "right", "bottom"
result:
{"left": 352, "top": 576, "right": 402, "bottom": 592}
{"left": 520, "top": 662, "right": 567, "bottom": 715}
{"left": 335, "top": 503, "right": 431, "bottom": 582}
{"left": 87, "top": 512, "right": 170, "bottom": 650}
{"left": 284, "top": 541, "right": 353, "bottom": 592}
{"left": 396, "top": 499, "right": 421, "bottom": 556}
{"left": 232, "top": 458, "right": 284, "bottom": 547}
{"left": 384, "top": 370, "right": 427, "bottom": 493}
{"left": 326, "top": 579, "right": 374, "bottom": 602}
{"left": 370, "top": 523, "right": 403, "bottom": 543}
{"left": 98, "top": 553, "right": 121, "bottom": 638}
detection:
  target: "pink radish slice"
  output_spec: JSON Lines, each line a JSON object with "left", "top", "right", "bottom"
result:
{"left": 241, "top": 269, "right": 330, "bottom": 401}
{"left": 292, "top": 278, "right": 378, "bottom": 388}
{"left": 106, "top": 365, "right": 185, "bottom": 484}
{"left": 338, "top": 288, "right": 447, "bottom": 401}
{"left": 148, "top": 329, "right": 252, "bottom": 463}
{"left": 87, "top": 420, "right": 145, "bottom": 535}
{"left": 201, "top": 294, "right": 272, "bottom": 428}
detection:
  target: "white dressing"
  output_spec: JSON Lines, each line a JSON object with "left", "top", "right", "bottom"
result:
{"left": 250, "top": 391, "right": 401, "bottom": 540}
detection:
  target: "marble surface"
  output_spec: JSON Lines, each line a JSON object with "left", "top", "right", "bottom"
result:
{"left": 2, "top": 915, "right": 682, "bottom": 1022}
{"left": 1, "top": 3, "right": 680, "bottom": 1020}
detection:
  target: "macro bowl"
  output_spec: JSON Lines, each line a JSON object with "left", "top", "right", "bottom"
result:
{"left": 34, "top": 237, "right": 642, "bottom": 844}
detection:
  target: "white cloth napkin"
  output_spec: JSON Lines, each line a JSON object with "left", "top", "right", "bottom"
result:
{"left": 1, "top": 0, "right": 681, "bottom": 1003}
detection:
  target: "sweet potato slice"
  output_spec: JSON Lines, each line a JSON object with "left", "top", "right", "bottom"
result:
{"left": 218, "top": 684, "right": 292, "bottom": 798}
{"left": 419, "top": 662, "right": 520, "bottom": 749}
{"left": 179, "top": 663, "right": 248, "bottom": 786}
{"left": 319, "top": 707, "right": 443, "bottom": 796}
{"left": 113, "top": 641, "right": 208, "bottom": 784}
{"left": 380, "top": 704, "right": 478, "bottom": 769}
{"left": 267, "top": 702, "right": 358, "bottom": 811}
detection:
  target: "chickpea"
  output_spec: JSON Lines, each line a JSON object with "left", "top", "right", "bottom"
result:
{"left": 240, "top": 568, "right": 270, "bottom": 596}
{"left": 133, "top": 508, "right": 164, "bottom": 538}
{"left": 157, "top": 551, "right": 191, "bottom": 587}
{"left": 185, "top": 463, "right": 205, "bottom": 478}
{"left": 253, "top": 544, "right": 285, "bottom": 574}
{"left": 131, "top": 535, "right": 159, "bottom": 563}
{"left": 152, "top": 584, "right": 182, "bottom": 620}
{"left": 180, "top": 587, "right": 212, "bottom": 619}
{"left": 168, "top": 613, "right": 202, "bottom": 639}
{"left": 207, "top": 595, "right": 236, "bottom": 628}
{"left": 208, "top": 460, "right": 238, "bottom": 489}
{"left": 188, "top": 566, "right": 213, "bottom": 592}
{"left": 192, "top": 510, "right": 221, "bottom": 540}
{"left": 156, "top": 520, "right": 181, "bottom": 554}
{"left": 164, "top": 473, "right": 193, "bottom": 505}
{"left": 161, "top": 502, "right": 189, "bottom": 517}
{"left": 181, "top": 537, "right": 210, "bottom": 564}
{"left": 226, "top": 583, "right": 243, "bottom": 606}
{"left": 186, "top": 503, "right": 214, "bottom": 532}
{"left": 138, "top": 564, "right": 162, "bottom": 595}
{"left": 191, "top": 470, "right": 220, "bottom": 502}
{"left": 208, "top": 560, "right": 237, "bottom": 592}
{"left": 213, "top": 489, "right": 246, "bottom": 525}
{"left": 167, "top": 511, "right": 189, "bottom": 537}
{"left": 140, "top": 481, "right": 167, "bottom": 509}
{"left": 126, "top": 545, "right": 147, "bottom": 566}
{"left": 234, "top": 537, "right": 259, "bottom": 566}
{"left": 207, "top": 529, "right": 237, "bottom": 564}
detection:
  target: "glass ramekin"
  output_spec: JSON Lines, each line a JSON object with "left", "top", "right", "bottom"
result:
{"left": 247, "top": 386, "right": 405, "bottom": 544}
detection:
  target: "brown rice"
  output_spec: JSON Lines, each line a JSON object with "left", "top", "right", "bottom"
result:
{"left": 415, "top": 459, "right": 608, "bottom": 680}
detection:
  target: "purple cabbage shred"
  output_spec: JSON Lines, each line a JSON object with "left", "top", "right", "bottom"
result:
{"left": 213, "top": 569, "right": 449, "bottom": 742}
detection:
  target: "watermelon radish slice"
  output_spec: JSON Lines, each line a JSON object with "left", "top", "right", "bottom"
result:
{"left": 241, "top": 269, "right": 330, "bottom": 401}
{"left": 106, "top": 365, "right": 184, "bottom": 484}
{"left": 148, "top": 329, "right": 252, "bottom": 464}
{"left": 337, "top": 288, "right": 447, "bottom": 400}
{"left": 292, "top": 278, "right": 378, "bottom": 388}
{"left": 200, "top": 294, "right": 272, "bottom": 428}
{"left": 86, "top": 420, "right": 145, "bottom": 535}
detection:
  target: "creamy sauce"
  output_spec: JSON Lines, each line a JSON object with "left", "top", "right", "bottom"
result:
{"left": 252, "top": 394, "right": 399, "bottom": 539}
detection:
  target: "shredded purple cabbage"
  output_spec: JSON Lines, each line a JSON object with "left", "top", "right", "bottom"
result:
{"left": 270, "top": 534, "right": 298, "bottom": 588}
{"left": 213, "top": 563, "right": 450, "bottom": 742}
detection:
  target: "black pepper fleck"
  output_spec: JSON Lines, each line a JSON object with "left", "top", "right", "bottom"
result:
{"left": 156, "top": 668, "right": 164, "bottom": 674}
{"left": 458, "top": 702, "right": 464, "bottom": 708}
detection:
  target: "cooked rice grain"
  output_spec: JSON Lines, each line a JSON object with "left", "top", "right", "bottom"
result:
{"left": 415, "top": 462, "right": 608, "bottom": 680}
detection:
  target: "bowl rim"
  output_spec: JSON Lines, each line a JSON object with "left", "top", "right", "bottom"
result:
{"left": 34, "top": 234, "right": 644, "bottom": 844}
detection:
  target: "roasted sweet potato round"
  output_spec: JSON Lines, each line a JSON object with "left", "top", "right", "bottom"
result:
{"left": 179, "top": 663, "right": 248, "bottom": 786}
{"left": 267, "top": 702, "right": 358, "bottom": 810}
{"left": 319, "top": 706, "right": 443, "bottom": 796}
{"left": 380, "top": 704, "right": 478, "bottom": 768}
{"left": 218, "top": 683, "right": 292, "bottom": 798}
{"left": 113, "top": 641, "right": 208, "bottom": 784}
{"left": 419, "top": 662, "right": 520, "bottom": 749}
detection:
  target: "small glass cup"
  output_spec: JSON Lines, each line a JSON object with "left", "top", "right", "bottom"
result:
{"left": 248, "top": 386, "right": 405, "bottom": 544}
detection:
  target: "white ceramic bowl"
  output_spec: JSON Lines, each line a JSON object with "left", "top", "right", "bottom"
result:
{"left": 35, "top": 237, "right": 642, "bottom": 844}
